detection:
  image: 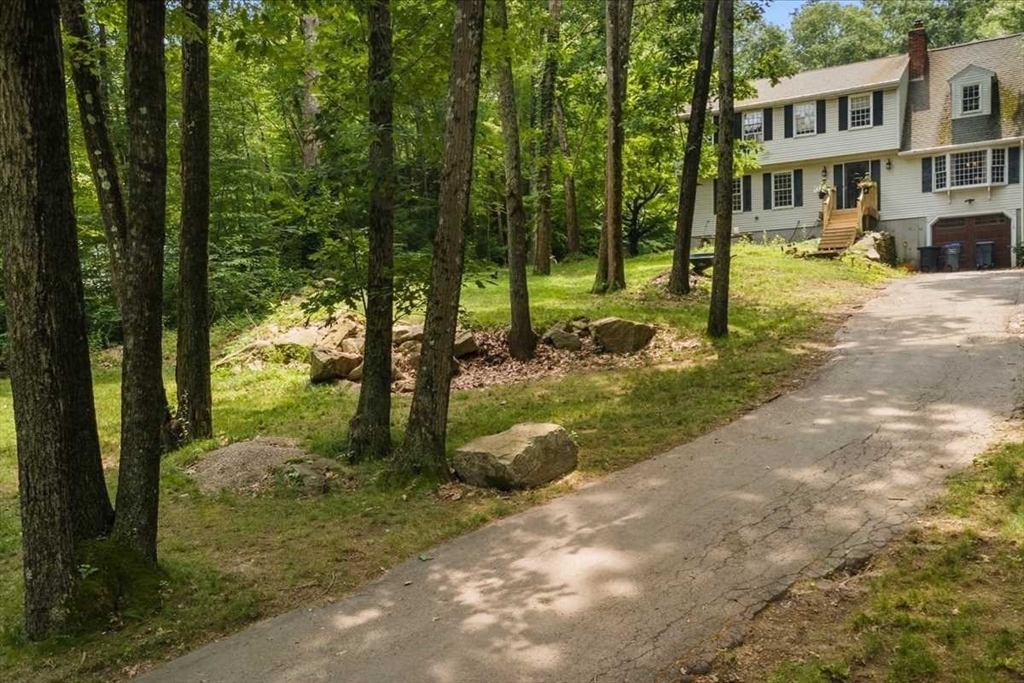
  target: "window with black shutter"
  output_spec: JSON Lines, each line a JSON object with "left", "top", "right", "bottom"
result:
{"left": 783, "top": 105, "right": 793, "bottom": 138}
{"left": 838, "top": 96, "right": 848, "bottom": 131}
{"left": 742, "top": 175, "right": 752, "bottom": 212}
{"left": 1009, "top": 147, "right": 1021, "bottom": 184}
{"left": 763, "top": 172, "right": 773, "bottom": 209}
{"left": 921, "top": 157, "right": 932, "bottom": 193}
{"left": 763, "top": 108, "right": 773, "bottom": 141}
{"left": 872, "top": 90, "right": 883, "bottom": 126}
{"left": 816, "top": 100, "right": 826, "bottom": 134}
{"left": 793, "top": 169, "right": 804, "bottom": 207}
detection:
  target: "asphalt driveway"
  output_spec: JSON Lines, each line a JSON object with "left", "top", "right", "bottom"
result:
{"left": 138, "top": 270, "right": 1024, "bottom": 683}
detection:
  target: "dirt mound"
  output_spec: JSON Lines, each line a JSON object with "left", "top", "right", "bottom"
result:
{"left": 187, "top": 437, "right": 343, "bottom": 495}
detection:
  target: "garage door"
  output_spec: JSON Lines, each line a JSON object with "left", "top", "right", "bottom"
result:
{"left": 932, "top": 214, "right": 1012, "bottom": 270}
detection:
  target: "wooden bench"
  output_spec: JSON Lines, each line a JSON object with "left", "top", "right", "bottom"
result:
{"left": 689, "top": 253, "right": 715, "bottom": 274}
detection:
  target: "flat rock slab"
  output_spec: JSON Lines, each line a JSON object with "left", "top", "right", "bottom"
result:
{"left": 141, "top": 272, "right": 1023, "bottom": 683}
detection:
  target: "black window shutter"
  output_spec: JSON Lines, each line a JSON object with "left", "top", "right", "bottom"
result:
{"left": 784, "top": 104, "right": 793, "bottom": 138}
{"left": 732, "top": 112, "right": 743, "bottom": 139}
{"left": 816, "top": 100, "right": 826, "bottom": 134}
{"left": 712, "top": 179, "right": 718, "bottom": 214}
{"left": 838, "top": 96, "right": 848, "bottom": 131}
{"left": 872, "top": 90, "right": 883, "bottom": 126}
{"left": 763, "top": 173, "right": 773, "bottom": 210}
{"left": 793, "top": 169, "right": 804, "bottom": 207}
{"left": 1009, "top": 147, "right": 1021, "bottom": 184}
{"left": 763, "top": 107, "right": 773, "bottom": 140}
{"left": 921, "top": 157, "right": 932, "bottom": 193}
{"left": 742, "top": 175, "right": 752, "bottom": 212}
{"left": 834, "top": 164, "right": 845, "bottom": 209}
{"left": 870, "top": 159, "right": 881, "bottom": 210}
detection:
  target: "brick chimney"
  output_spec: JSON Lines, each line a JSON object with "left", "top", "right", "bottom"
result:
{"left": 908, "top": 20, "right": 928, "bottom": 80}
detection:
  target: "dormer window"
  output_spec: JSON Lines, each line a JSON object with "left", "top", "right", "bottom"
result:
{"left": 961, "top": 83, "right": 981, "bottom": 114}
{"left": 949, "top": 65, "right": 993, "bottom": 118}
{"left": 849, "top": 93, "right": 872, "bottom": 129}
{"left": 794, "top": 102, "right": 816, "bottom": 136}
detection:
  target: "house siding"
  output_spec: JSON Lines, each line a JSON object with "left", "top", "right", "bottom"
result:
{"left": 693, "top": 165, "right": 822, "bottom": 239}
{"left": 747, "top": 89, "right": 901, "bottom": 167}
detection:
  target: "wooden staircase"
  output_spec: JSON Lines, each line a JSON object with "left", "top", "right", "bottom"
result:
{"left": 818, "top": 208, "right": 859, "bottom": 252}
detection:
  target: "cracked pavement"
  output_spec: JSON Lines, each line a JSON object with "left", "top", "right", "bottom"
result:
{"left": 138, "top": 271, "right": 1024, "bottom": 683}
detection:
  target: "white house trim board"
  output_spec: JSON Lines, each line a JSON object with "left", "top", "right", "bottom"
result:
{"left": 899, "top": 137, "right": 1024, "bottom": 157}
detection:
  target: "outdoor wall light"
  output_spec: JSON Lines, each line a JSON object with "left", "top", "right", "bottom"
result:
{"left": 885, "top": 158, "right": 892, "bottom": 170}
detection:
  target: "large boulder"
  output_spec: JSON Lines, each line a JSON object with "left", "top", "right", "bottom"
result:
{"left": 452, "top": 423, "right": 578, "bottom": 490}
{"left": 543, "top": 326, "right": 582, "bottom": 351}
{"left": 269, "top": 326, "right": 320, "bottom": 362}
{"left": 310, "top": 347, "right": 363, "bottom": 383}
{"left": 393, "top": 324, "right": 424, "bottom": 345}
{"left": 453, "top": 331, "right": 479, "bottom": 358}
{"left": 591, "top": 317, "right": 656, "bottom": 354}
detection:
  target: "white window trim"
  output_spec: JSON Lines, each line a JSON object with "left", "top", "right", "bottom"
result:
{"left": 932, "top": 147, "right": 1009, "bottom": 192}
{"left": 955, "top": 81, "right": 987, "bottom": 119}
{"left": 848, "top": 92, "right": 873, "bottom": 129}
{"left": 772, "top": 170, "right": 795, "bottom": 209}
{"left": 794, "top": 102, "right": 816, "bottom": 137}
{"left": 731, "top": 178, "right": 744, "bottom": 212}
{"left": 742, "top": 111, "right": 763, "bottom": 142}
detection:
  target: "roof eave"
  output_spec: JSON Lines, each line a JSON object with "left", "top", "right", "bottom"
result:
{"left": 683, "top": 78, "right": 904, "bottom": 120}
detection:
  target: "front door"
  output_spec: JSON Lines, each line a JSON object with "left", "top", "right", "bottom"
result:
{"left": 843, "top": 161, "right": 869, "bottom": 209}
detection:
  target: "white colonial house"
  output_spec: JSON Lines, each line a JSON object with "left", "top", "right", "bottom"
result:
{"left": 690, "top": 23, "right": 1024, "bottom": 268}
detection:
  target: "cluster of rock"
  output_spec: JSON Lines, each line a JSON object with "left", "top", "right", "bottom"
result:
{"left": 541, "top": 316, "right": 656, "bottom": 354}
{"left": 309, "top": 318, "right": 481, "bottom": 385}
{"left": 850, "top": 231, "right": 898, "bottom": 266}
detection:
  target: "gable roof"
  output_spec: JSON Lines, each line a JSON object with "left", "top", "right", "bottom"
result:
{"left": 904, "top": 34, "right": 1024, "bottom": 151}
{"left": 735, "top": 54, "right": 908, "bottom": 110}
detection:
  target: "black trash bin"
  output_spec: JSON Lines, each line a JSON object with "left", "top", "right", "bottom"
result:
{"left": 918, "top": 246, "right": 940, "bottom": 272}
{"left": 975, "top": 241, "right": 995, "bottom": 269}
{"left": 943, "top": 242, "right": 962, "bottom": 272}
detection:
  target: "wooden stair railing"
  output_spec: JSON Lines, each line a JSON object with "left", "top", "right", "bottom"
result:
{"left": 818, "top": 180, "right": 878, "bottom": 253}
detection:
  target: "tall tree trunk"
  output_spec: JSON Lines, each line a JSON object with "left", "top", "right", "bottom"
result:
{"left": 554, "top": 100, "right": 580, "bottom": 256}
{"left": 349, "top": 0, "right": 395, "bottom": 461}
{"left": 113, "top": 0, "right": 167, "bottom": 564}
{"left": 176, "top": 0, "right": 212, "bottom": 442}
{"left": 668, "top": 0, "right": 718, "bottom": 295}
{"left": 594, "top": 0, "right": 634, "bottom": 293}
{"left": 394, "top": 0, "right": 486, "bottom": 481}
{"left": 300, "top": 14, "right": 320, "bottom": 169}
{"left": 494, "top": 0, "right": 536, "bottom": 361}
{"left": 533, "top": 0, "right": 561, "bottom": 275}
{"left": 707, "top": 0, "right": 734, "bottom": 338}
{"left": 59, "top": 0, "right": 129, "bottom": 307}
{"left": 0, "top": 0, "right": 104, "bottom": 638}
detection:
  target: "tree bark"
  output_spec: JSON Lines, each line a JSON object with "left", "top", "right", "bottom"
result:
{"left": 533, "top": 0, "right": 561, "bottom": 275}
{"left": 0, "top": 0, "right": 104, "bottom": 638}
{"left": 668, "top": 0, "right": 718, "bottom": 295}
{"left": 300, "top": 14, "right": 320, "bottom": 169}
{"left": 594, "top": 0, "right": 634, "bottom": 293}
{"left": 394, "top": 0, "right": 486, "bottom": 481}
{"left": 494, "top": 0, "right": 537, "bottom": 361}
{"left": 113, "top": 0, "right": 167, "bottom": 564}
{"left": 349, "top": 0, "right": 395, "bottom": 462}
{"left": 707, "top": 0, "right": 734, "bottom": 338}
{"left": 59, "top": 0, "right": 129, "bottom": 307}
{"left": 554, "top": 100, "right": 580, "bottom": 256}
{"left": 176, "top": 0, "right": 212, "bottom": 441}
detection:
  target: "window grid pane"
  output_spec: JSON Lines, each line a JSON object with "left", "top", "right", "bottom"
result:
{"left": 732, "top": 178, "right": 743, "bottom": 212}
{"left": 934, "top": 156, "right": 947, "bottom": 190}
{"left": 951, "top": 149, "right": 987, "bottom": 187}
{"left": 850, "top": 94, "right": 871, "bottom": 128}
{"left": 961, "top": 84, "right": 980, "bottom": 113}
{"left": 773, "top": 172, "right": 793, "bottom": 207}
{"left": 991, "top": 148, "right": 1006, "bottom": 184}
{"left": 794, "top": 102, "right": 816, "bottom": 136}
{"left": 743, "top": 111, "right": 763, "bottom": 142}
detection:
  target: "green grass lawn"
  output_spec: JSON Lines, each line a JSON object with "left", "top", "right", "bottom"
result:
{"left": 0, "top": 245, "right": 897, "bottom": 683}
{"left": 753, "top": 439, "right": 1024, "bottom": 683}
